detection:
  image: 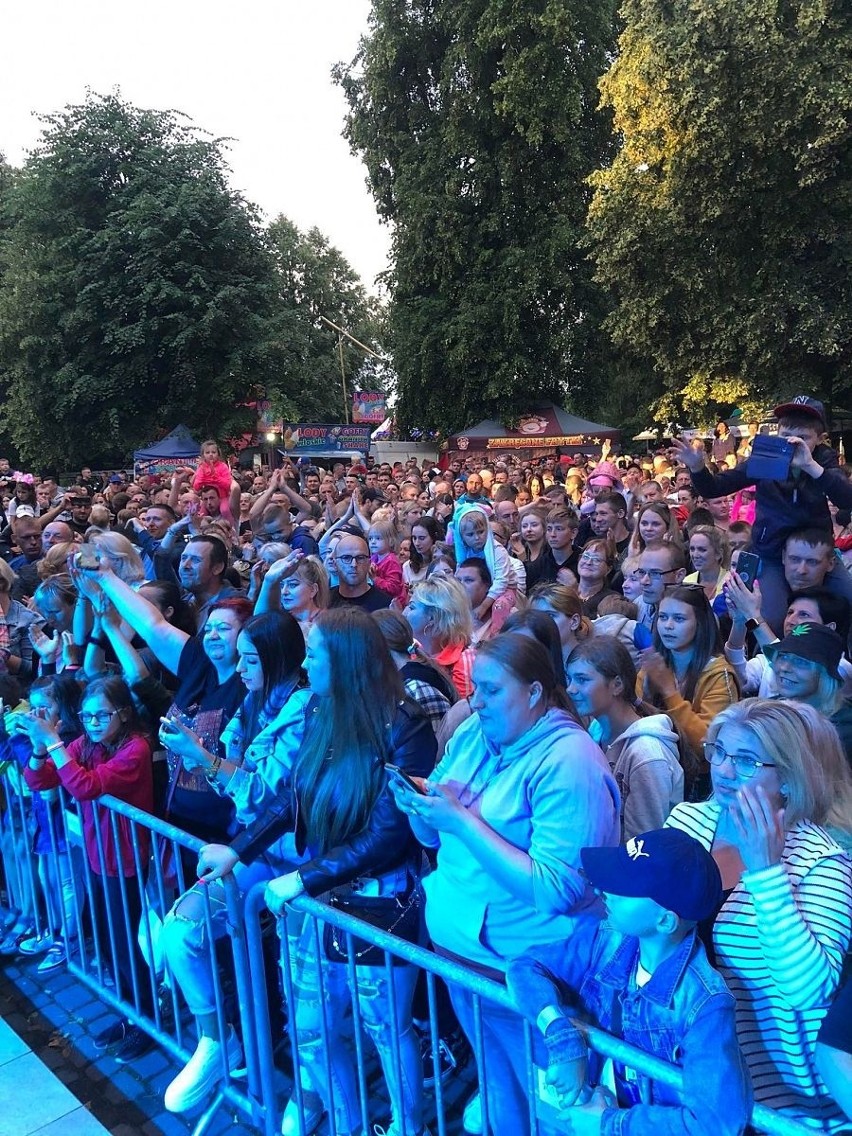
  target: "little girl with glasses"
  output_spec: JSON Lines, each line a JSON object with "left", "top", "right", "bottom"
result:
{"left": 19, "top": 675, "right": 156, "bottom": 1059}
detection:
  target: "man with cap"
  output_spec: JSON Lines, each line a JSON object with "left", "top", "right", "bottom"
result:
{"left": 507, "top": 828, "right": 752, "bottom": 1136}
{"left": 672, "top": 395, "right": 852, "bottom": 635}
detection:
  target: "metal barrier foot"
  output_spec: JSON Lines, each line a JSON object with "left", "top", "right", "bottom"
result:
{"left": 190, "top": 1089, "right": 227, "bottom": 1136}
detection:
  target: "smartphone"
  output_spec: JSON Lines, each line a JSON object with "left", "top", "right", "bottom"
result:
{"left": 75, "top": 544, "right": 99, "bottom": 569}
{"left": 736, "top": 552, "right": 761, "bottom": 591}
{"left": 384, "top": 763, "right": 427, "bottom": 796}
{"left": 633, "top": 623, "right": 654, "bottom": 651}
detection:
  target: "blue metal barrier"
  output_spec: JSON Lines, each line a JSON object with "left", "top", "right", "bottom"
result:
{"left": 0, "top": 780, "right": 830, "bottom": 1136}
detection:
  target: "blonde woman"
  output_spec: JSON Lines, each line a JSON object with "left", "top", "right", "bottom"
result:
{"left": 405, "top": 575, "right": 475, "bottom": 697}
{"left": 90, "top": 531, "right": 146, "bottom": 586}
{"left": 255, "top": 552, "right": 330, "bottom": 639}
{"left": 685, "top": 524, "right": 730, "bottom": 602}
{"left": 666, "top": 699, "right": 852, "bottom": 1130}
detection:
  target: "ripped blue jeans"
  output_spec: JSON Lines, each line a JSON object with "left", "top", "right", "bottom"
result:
{"left": 288, "top": 912, "right": 423, "bottom": 1136}
{"left": 161, "top": 858, "right": 276, "bottom": 1017}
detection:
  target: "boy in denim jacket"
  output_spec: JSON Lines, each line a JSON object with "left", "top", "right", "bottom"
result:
{"left": 507, "top": 828, "right": 752, "bottom": 1136}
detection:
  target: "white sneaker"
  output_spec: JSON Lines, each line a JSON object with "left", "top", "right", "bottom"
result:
{"left": 280, "top": 1092, "right": 324, "bottom": 1136}
{"left": 373, "top": 1125, "right": 433, "bottom": 1136}
{"left": 463, "top": 1090, "right": 482, "bottom": 1134}
{"left": 164, "top": 1028, "right": 243, "bottom": 1113}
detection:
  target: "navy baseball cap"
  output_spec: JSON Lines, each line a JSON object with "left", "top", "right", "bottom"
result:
{"left": 581, "top": 829, "right": 723, "bottom": 921}
{"left": 773, "top": 395, "right": 826, "bottom": 429}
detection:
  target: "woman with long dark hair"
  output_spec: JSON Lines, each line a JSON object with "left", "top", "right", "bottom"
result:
{"left": 639, "top": 585, "right": 739, "bottom": 797}
{"left": 156, "top": 611, "right": 311, "bottom": 1115}
{"left": 404, "top": 516, "right": 444, "bottom": 594}
{"left": 197, "top": 608, "right": 437, "bottom": 1136}
{"left": 566, "top": 637, "right": 683, "bottom": 837}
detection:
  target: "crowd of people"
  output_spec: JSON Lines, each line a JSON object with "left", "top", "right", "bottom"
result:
{"left": 0, "top": 398, "right": 850, "bottom": 1136}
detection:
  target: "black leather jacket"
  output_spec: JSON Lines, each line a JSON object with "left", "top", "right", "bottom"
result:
{"left": 230, "top": 697, "right": 437, "bottom": 896}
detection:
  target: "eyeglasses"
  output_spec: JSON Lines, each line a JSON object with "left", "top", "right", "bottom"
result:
{"left": 80, "top": 710, "right": 119, "bottom": 725}
{"left": 772, "top": 651, "right": 815, "bottom": 671}
{"left": 638, "top": 568, "right": 677, "bottom": 581}
{"left": 703, "top": 741, "right": 776, "bottom": 779}
{"left": 579, "top": 554, "right": 609, "bottom": 566}
{"left": 255, "top": 531, "right": 289, "bottom": 544}
{"left": 336, "top": 554, "right": 370, "bottom": 565}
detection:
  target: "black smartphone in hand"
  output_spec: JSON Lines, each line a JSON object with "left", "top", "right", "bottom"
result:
{"left": 384, "top": 763, "right": 427, "bottom": 796}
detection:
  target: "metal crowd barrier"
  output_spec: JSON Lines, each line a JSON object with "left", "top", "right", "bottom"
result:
{"left": 0, "top": 780, "right": 824, "bottom": 1136}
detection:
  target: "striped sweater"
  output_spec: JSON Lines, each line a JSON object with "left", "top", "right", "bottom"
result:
{"left": 666, "top": 801, "right": 852, "bottom": 1130}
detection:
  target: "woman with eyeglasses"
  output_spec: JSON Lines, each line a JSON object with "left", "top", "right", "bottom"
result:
{"left": 20, "top": 675, "right": 155, "bottom": 1060}
{"left": 665, "top": 699, "right": 852, "bottom": 1129}
{"left": 639, "top": 584, "right": 739, "bottom": 798}
{"left": 762, "top": 622, "right": 852, "bottom": 766}
{"left": 575, "top": 538, "right": 616, "bottom": 617}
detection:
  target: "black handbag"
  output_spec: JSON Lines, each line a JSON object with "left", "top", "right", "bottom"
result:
{"left": 322, "top": 886, "right": 421, "bottom": 966}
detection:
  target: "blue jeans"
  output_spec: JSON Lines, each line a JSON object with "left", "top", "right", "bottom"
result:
{"left": 162, "top": 858, "right": 276, "bottom": 1017}
{"left": 449, "top": 982, "right": 532, "bottom": 1136}
{"left": 288, "top": 912, "right": 423, "bottom": 1135}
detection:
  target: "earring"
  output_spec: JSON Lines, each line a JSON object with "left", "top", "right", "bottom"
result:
{"left": 780, "top": 784, "right": 789, "bottom": 798}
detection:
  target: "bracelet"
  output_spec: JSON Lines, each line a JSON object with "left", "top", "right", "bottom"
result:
{"left": 206, "top": 754, "right": 223, "bottom": 783}
{"left": 87, "top": 634, "right": 108, "bottom": 649}
{"left": 45, "top": 740, "right": 65, "bottom": 755}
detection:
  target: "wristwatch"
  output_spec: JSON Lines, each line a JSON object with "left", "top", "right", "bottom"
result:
{"left": 745, "top": 617, "right": 761, "bottom": 631}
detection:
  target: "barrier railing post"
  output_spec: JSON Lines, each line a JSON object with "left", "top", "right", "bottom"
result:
{"left": 5, "top": 789, "right": 823, "bottom": 1136}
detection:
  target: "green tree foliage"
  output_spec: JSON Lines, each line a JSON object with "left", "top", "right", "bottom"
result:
{"left": 334, "top": 0, "right": 618, "bottom": 435}
{"left": 588, "top": 0, "right": 852, "bottom": 412}
{"left": 0, "top": 93, "right": 284, "bottom": 468}
{"left": 266, "top": 216, "right": 389, "bottom": 423}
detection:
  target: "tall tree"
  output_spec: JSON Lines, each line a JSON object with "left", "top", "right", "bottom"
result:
{"left": 266, "top": 216, "right": 389, "bottom": 423}
{"left": 588, "top": 0, "right": 852, "bottom": 413}
{"left": 335, "top": 0, "right": 618, "bottom": 436}
{"left": 0, "top": 93, "right": 285, "bottom": 468}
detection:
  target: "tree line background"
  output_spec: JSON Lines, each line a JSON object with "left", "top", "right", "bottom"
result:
{"left": 1, "top": 0, "right": 850, "bottom": 468}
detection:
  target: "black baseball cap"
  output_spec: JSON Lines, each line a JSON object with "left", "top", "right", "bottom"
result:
{"left": 773, "top": 395, "right": 826, "bottom": 429}
{"left": 581, "top": 828, "right": 723, "bottom": 921}
{"left": 763, "top": 621, "right": 843, "bottom": 681}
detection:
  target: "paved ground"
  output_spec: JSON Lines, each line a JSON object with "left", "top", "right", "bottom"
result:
{"left": 0, "top": 949, "right": 475, "bottom": 1135}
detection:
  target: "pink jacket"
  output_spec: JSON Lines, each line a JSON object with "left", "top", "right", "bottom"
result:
{"left": 24, "top": 734, "right": 154, "bottom": 877}
{"left": 371, "top": 553, "right": 407, "bottom": 606}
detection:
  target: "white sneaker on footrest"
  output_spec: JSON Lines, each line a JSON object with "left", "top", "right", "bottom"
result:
{"left": 164, "top": 1027, "right": 243, "bottom": 1113}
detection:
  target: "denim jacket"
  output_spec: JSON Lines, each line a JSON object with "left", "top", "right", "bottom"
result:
{"left": 507, "top": 917, "right": 752, "bottom": 1136}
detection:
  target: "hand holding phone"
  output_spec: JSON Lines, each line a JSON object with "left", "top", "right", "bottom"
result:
{"left": 384, "top": 763, "right": 427, "bottom": 796}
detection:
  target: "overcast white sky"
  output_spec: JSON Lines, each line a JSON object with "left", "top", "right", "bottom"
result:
{"left": 2, "top": 0, "right": 391, "bottom": 289}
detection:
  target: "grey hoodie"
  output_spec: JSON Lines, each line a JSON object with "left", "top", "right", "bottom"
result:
{"left": 603, "top": 713, "right": 684, "bottom": 840}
